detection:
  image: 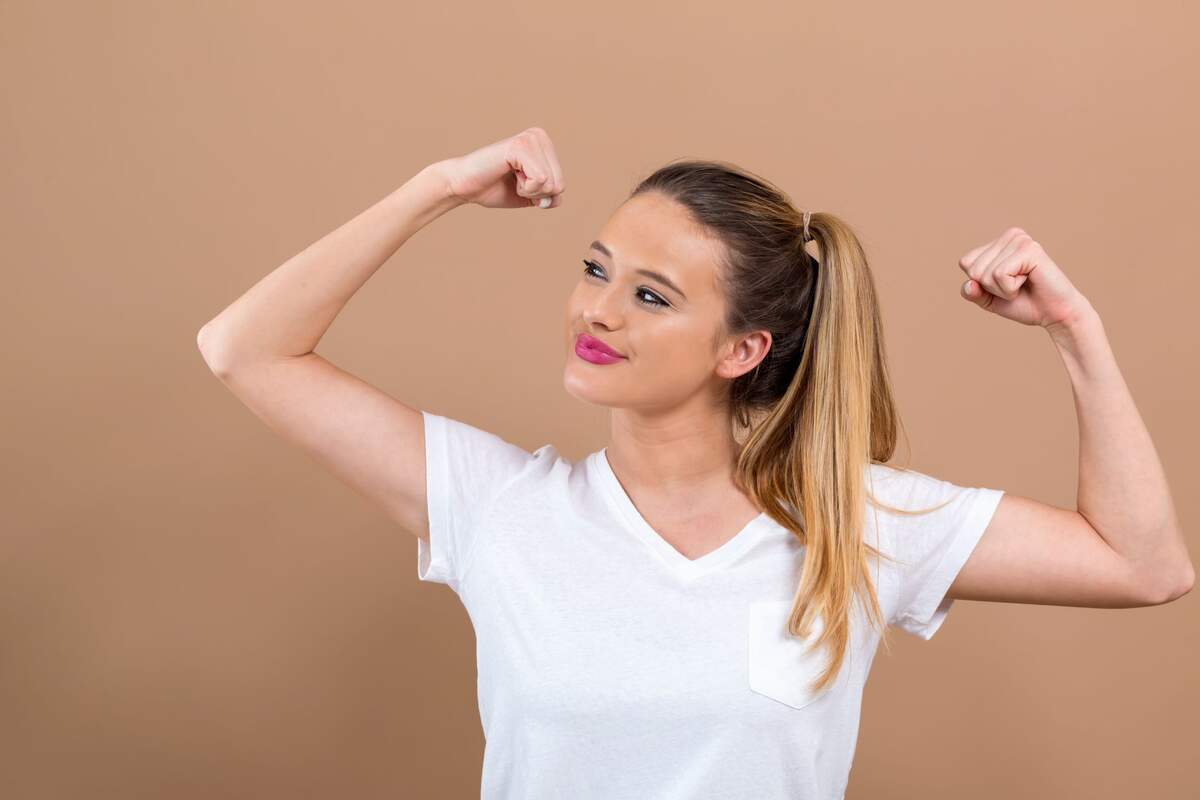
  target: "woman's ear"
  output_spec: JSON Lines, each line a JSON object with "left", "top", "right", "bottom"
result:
{"left": 718, "top": 330, "right": 771, "bottom": 381}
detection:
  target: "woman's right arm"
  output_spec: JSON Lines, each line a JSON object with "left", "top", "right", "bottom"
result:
{"left": 196, "top": 163, "right": 463, "bottom": 541}
{"left": 196, "top": 129, "right": 567, "bottom": 541}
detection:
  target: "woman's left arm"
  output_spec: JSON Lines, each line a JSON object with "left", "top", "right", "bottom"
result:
{"left": 947, "top": 227, "right": 1194, "bottom": 608}
{"left": 1045, "top": 300, "right": 1192, "bottom": 595}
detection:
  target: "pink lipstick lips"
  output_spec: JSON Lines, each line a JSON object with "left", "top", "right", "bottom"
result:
{"left": 575, "top": 333, "right": 627, "bottom": 365}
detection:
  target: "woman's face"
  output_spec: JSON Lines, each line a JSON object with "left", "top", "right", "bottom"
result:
{"left": 563, "top": 192, "right": 770, "bottom": 413}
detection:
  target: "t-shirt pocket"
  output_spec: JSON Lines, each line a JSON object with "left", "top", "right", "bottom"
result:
{"left": 746, "top": 599, "right": 849, "bottom": 710}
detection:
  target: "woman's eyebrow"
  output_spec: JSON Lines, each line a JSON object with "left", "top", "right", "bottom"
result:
{"left": 589, "top": 240, "right": 688, "bottom": 301}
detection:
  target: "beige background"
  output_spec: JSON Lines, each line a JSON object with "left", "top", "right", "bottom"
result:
{"left": 2, "top": 1, "right": 1197, "bottom": 797}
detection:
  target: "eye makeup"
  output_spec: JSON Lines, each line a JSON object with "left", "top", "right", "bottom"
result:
{"left": 582, "top": 259, "right": 670, "bottom": 308}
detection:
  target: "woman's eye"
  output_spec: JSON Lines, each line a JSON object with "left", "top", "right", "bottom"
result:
{"left": 581, "top": 259, "right": 668, "bottom": 308}
{"left": 635, "top": 288, "right": 668, "bottom": 307}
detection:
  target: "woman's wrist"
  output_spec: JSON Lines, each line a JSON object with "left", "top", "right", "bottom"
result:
{"left": 378, "top": 160, "right": 468, "bottom": 236}
{"left": 417, "top": 159, "right": 468, "bottom": 211}
{"left": 1045, "top": 296, "right": 1101, "bottom": 349}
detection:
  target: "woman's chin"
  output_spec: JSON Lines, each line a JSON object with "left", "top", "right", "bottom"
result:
{"left": 563, "top": 369, "right": 621, "bottom": 406}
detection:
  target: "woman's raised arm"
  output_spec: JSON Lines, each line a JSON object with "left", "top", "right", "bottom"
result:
{"left": 196, "top": 128, "right": 565, "bottom": 539}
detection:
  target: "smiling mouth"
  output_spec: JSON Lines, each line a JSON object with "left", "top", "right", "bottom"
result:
{"left": 575, "top": 334, "right": 627, "bottom": 364}
{"left": 576, "top": 334, "right": 625, "bottom": 359}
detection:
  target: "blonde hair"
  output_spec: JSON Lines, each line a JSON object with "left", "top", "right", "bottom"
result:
{"left": 631, "top": 160, "right": 952, "bottom": 694}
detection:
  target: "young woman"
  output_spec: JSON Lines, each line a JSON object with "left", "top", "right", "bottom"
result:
{"left": 197, "top": 127, "right": 1193, "bottom": 799}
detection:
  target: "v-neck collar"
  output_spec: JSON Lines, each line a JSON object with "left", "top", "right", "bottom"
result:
{"left": 588, "top": 447, "right": 773, "bottom": 581}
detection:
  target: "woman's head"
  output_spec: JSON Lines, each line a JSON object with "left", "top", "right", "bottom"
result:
{"left": 562, "top": 188, "right": 773, "bottom": 414}
{"left": 563, "top": 160, "right": 840, "bottom": 425}
{"left": 565, "top": 158, "right": 915, "bottom": 694}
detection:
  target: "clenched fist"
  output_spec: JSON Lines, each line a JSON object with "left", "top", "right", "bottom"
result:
{"left": 434, "top": 127, "right": 566, "bottom": 210}
{"left": 958, "top": 227, "right": 1091, "bottom": 329}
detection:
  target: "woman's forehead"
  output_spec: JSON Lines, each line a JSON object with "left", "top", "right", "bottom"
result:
{"left": 598, "top": 197, "right": 725, "bottom": 298}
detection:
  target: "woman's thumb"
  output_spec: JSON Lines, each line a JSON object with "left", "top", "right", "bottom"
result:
{"left": 961, "top": 278, "right": 990, "bottom": 307}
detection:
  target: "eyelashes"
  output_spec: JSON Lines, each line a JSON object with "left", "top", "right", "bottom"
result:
{"left": 581, "top": 259, "right": 669, "bottom": 308}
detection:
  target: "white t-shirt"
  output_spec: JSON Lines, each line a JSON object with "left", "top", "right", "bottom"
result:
{"left": 417, "top": 411, "right": 1005, "bottom": 799}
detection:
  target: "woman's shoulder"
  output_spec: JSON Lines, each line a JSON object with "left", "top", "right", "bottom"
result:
{"left": 864, "top": 461, "right": 966, "bottom": 518}
{"left": 865, "top": 460, "right": 937, "bottom": 493}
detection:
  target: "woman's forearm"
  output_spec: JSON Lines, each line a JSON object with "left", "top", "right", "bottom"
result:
{"left": 1046, "top": 303, "right": 1194, "bottom": 591}
{"left": 198, "top": 161, "right": 463, "bottom": 370}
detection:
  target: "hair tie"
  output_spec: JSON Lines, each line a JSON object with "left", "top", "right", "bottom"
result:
{"left": 801, "top": 210, "right": 814, "bottom": 243}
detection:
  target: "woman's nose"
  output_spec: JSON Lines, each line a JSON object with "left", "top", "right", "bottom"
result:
{"left": 582, "top": 292, "right": 624, "bottom": 327}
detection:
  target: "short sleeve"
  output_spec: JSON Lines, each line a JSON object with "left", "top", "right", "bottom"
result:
{"left": 870, "top": 465, "right": 1005, "bottom": 640}
{"left": 417, "top": 411, "right": 535, "bottom": 593}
